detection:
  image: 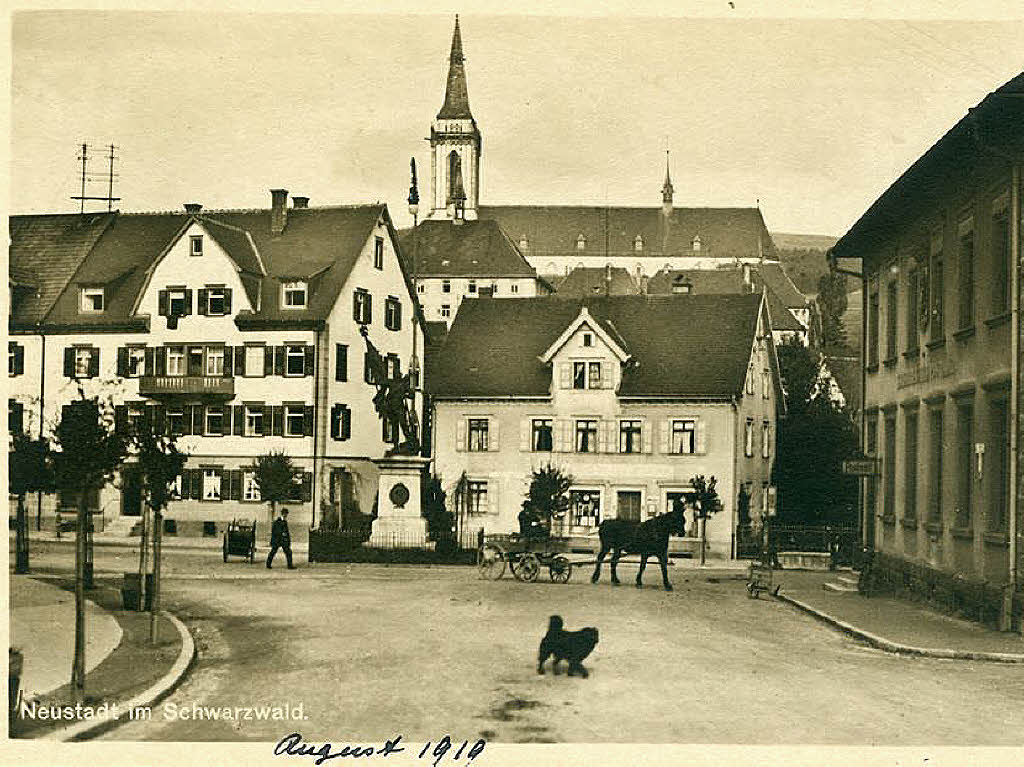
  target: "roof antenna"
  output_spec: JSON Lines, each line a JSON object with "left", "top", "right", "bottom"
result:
{"left": 71, "top": 142, "right": 121, "bottom": 214}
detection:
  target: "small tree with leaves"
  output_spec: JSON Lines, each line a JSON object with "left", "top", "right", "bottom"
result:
{"left": 688, "top": 474, "right": 722, "bottom": 566}
{"left": 9, "top": 432, "right": 55, "bottom": 574}
{"left": 249, "top": 450, "right": 298, "bottom": 535}
{"left": 523, "top": 463, "right": 574, "bottom": 536}
{"left": 52, "top": 392, "right": 128, "bottom": 702}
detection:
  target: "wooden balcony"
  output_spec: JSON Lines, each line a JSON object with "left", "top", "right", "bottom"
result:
{"left": 138, "top": 375, "right": 234, "bottom": 398}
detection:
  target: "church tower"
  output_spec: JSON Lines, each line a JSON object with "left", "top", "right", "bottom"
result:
{"left": 430, "top": 16, "right": 481, "bottom": 221}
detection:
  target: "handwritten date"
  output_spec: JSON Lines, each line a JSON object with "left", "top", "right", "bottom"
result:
{"left": 274, "top": 733, "right": 486, "bottom": 766}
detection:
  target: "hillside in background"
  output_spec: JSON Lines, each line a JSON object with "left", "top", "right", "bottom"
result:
{"left": 769, "top": 233, "right": 839, "bottom": 296}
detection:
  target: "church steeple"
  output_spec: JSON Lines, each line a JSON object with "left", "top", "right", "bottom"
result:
{"left": 661, "top": 150, "right": 674, "bottom": 213}
{"left": 429, "top": 15, "right": 481, "bottom": 221}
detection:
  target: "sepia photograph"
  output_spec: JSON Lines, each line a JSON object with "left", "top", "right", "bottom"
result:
{"left": 5, "top": 1, "right": 1024, "bottom": 764}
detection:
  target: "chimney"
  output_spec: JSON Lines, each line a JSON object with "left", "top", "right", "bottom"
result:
{"left": 270, "top": 188, "right": 288, "bottom": 235}
{"left": 742, "top": 263, "right": 751, "bottom": 288}
{"left": 604, "top": 263, "right": 612, "bottom": 296}
{"left": 292, "top": 196, "right": 309, "bottom": 209}
{"left": 639, "top": 274, "right": 649, "bottom": 295}
{"left": 183, "top": 203, "right": 203, "bottom": 214}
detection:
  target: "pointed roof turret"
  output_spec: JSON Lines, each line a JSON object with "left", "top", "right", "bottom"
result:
{"left": 437, "top": 15, "right": 474, "bottom": 120}
{"left": 661, "top": 150, "right": 674, "bottom": 204}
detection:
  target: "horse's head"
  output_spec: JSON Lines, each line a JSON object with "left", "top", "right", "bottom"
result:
{"left": 669, "top": 499, "right": 688, "bottom": 537}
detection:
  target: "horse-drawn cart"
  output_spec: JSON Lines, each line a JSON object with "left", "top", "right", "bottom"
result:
{"left": 746, "top": 560, "right": 776, "bottom": 598}
{"left": 477, "top": 533, "right": 573, "bottom": 583}
{"left": 223, "top": 518, "right": 257, "bottom": 563}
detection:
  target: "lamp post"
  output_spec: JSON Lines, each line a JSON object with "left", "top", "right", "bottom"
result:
{"left": 407, "top": 159, "right": 422, "bottom": 430}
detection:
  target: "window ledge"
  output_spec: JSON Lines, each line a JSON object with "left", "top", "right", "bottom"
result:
{"left": 925, "top": 338, "right": 946, "bottom": 351}
{"left": 900, "top": 517, "right": 919, "bottom": 530}
{"left": 902, "top": 348, "right": 921, "bottom": 360}
{"left": 983, "top": 532, "right": 1009, "bottom": 547}
{"left": 925, "top": 521, "right": 944, "bottom": 535}
{"left": 866, "top": 363, "right": 880, "bottom": 374}
{"left": 984, "top": 312, "right": 1010, "bottom": 329}
{"left": 952, "top": 325, "right": 976, "bottom": 341}
{"left": 882, "top": 357, "right": 898, "bottom": 369}
{"left": 951, "top": 526, "right": 973, "bottom": 540}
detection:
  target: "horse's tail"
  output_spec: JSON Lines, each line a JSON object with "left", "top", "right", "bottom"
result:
{"left": 548, "top": 615, "right": 563, "bottom": 633}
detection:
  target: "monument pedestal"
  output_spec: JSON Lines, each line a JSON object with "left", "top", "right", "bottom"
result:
{"left": 368, "top": 455, "right": 431, "bottom": 548}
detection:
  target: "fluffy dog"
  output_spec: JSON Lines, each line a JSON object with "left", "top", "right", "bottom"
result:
{"left": 537, "top": 615, "right": 599, "bottom": 678}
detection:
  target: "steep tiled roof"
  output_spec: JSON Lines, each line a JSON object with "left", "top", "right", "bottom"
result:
{"left": 428, "top": 294, "right": 763, "bottom": 399}
{"left": 754, "top": 262, "right": 806, "bottom": 309}
{"left": 554, "top": 267, "right": 639, "bottom": 297}
{"left": 479, "top": 205, "right": 775, "bottom": 259}
{"left": 9, "top": 212, "right": 115, "bottom": 325}
{"left": 397, "top": 219, "right": 537, "bottom": 278}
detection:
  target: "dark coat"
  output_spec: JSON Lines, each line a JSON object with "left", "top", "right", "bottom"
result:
{"left": 271, "top": 516, "right": 291, "bottom": 547}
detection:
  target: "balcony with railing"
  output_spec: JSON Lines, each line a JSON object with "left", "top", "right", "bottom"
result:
{"left": 138, "top": 375, "right": 234, "bottom": 397}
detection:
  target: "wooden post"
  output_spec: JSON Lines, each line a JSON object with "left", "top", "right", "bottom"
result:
{"left": 71, "top": 492, "right": 87, "bottom": 701}
{"left": 138, "top": 505, "right": 150, "bottom": 610}
{"left": 150, "top": 510, "right": 163, "bottom": 644}
{"left": 15, "top": 495, "right": 29, "bottom": 574}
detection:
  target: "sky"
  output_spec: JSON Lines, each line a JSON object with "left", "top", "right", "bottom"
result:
{"left": 8, "top": 5, "right": 1024, "bottom": 236}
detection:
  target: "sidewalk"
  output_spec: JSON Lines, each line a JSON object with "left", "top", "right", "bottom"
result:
{"left": 26, "top": 529, "right": 309, "bottom": 554}
{"left": 775, "top": 568, "right": 1024, "bottom": 661}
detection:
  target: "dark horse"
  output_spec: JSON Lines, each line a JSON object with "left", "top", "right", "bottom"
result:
{"left": 590, "top": 502, "right": 687, "bottom": 590}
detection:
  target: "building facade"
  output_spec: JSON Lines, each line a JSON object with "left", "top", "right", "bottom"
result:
{"left": 428, "top": 294, "right": 782, "bottom": 559}
{"left": 9, "top": 194, "right": 424, "bottom": 541}
{"left": 831, "top": 72, "right": 1024, "bottom": 621}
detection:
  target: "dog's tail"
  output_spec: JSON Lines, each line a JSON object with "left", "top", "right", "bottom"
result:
{"left": 548, "top": 615, "right": 563, "bottom": 632}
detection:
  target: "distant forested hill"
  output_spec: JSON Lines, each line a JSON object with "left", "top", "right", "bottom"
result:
{"left": 769, "top": 233, "right": 839, "bottom": 296}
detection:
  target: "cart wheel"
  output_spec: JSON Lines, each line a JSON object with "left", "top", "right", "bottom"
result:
{"left": 477, "top": 544, "right": 506, "bottom": 580}
{"left": 549, "top": 556, "right": 572, "bottom": 583}
{"left": 223, "top": 538, "right": 228, "bottom": 563}
{"left": 515, "top": 553, "right": 541, "bottom": 583}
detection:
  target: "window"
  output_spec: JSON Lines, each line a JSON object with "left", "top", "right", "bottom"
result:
{"left": 588, "top": 362, "right": 601, "bottom": 388}
{"left": 570, "top": 489, "right": 601, "bottom": 528}
{"left": 619, "top": 420, "right": 642, "bottom": 454}
{"left": 671, "top": 419, "right": 696, "bottom": 455}
{"left": 746, "top": 364, "right": 755, "bottom": 395}
{"left": 246, "top": 345, "right": 265, "bottom": 377}
{"left": 128, "top": 403, "right": 145, "bottom": 432}
{"left": 386, "top": 354, "right": 400, "bottom": 380}
{"left": 204, "top": 286, "right": 230, "bottom": 316}
{"left": 885, "top": 280, "right": 897, "bottom": 360}
{"left": 467, "top": 280, "right": 477, "bottom": 295}
{"left": 468, "top": 419, "right": 489, "bottom": 452}
{"left": 866, "top": 415, "right": 879, "bottom": 520}
{"left": 9, "top": 400, "right": 24, "bottom": 435}
{"left": 8, "top": 342, "right": 24, "bottom": 377}
{"left": 991, "top": 204, "right": 1011, "bottom": 315}
{"left": 491, "top": 283, "right": 499, "bottom": 295}
{"left": 868, "top": 283, "right": 880, "bottom": 366}
{"left": 572, "top": 361, "right": 602, "bottom": 389}
{"left": 205, "top": 406, "right": 224, "bottom": 436}
{"left": 575, "top": 419, "right": 598, "bottom": 453}
{"left": 883, "top": 413, "right": 896, "bottom": 519}
{"left": 576, "top": 234, "right": 586, "bottom": 251}
{"left": 510, "top": 284, "right": 519, "bottom": 294}
{"left": 285, "top": 345, "right": 306, "bottom": 376}
{"left": 928, "top": 407, "right": 943, "bottom": 523}
{"left": 745, "top": 419, "right": 754, "bottom": 457}
{"left": 190, "top": 235, "right": 203, "bottom": 257}
{"left": 335, "top": 344, "right": 348, "bottom": 382}
{"left": 634, "top": 235, "right": 643, "bottom": 252}
{"left": 692, "top": 236, "right": 701, "bottom": 252}
{"left": 283, "top": 281, "right": 308, "bottom": 309}
{"left": 169, "top": 474, "right": 183, "bottom": 500}
{"left": 930, "top": 232, "right": 944, "bottom": 339}
{"left": 168, "top": 289, "right": 189, "bottom": 317}
{"left": 384, "top": 297, "right": 402, "bottom": 331}
{"left": 205, "top": 346, "right": 225, "bottom": 376}
{"left": 905, "top": 268, "right": 919, "bottom": 353}
{"left": 761, "top": 421, "right": 770, "bottom": 459}
{"left": 374, "top": 237, "right": 384, "bottom": 270}
{"left": 417, "top": 283, "right": 426, "bottom": 294}
{"left": 957, "top": 221, "right": 975, "bottom": 329}
{"left": 532, "top": 419, "right": 553, "bottom": 452}
{"left": 165, "top": 345, "right": 184, "bottom": 376}
{"left": 582, "top": 333, "right": 593, "bottom": 347}
{"left": 74, "top": 347, "right": 95, "bottom": 378}
{"left": 331, "top": 404, "right": 352, "bottom": 441}
{"left": 762, "top": 369, "right": 770, "bottom": 399}
{"left": 80, "top": 287, "right": 104, "bottom": 313}
{"left": 904, "top": 409, "right": 918, "bottom": 522}
{"left": 442, "top": 280, "right": 451, "bottom": 294}
{"left": 440, "top": 305, "right": 451, "bottom": 319}
{"left": 245, "top": 405, "right": 265, "bottom": 437}
{"left": 166, "top": 407, "right": 185, "bottom": 436}
{"left": 202, "top": 468, "right": 223, "bottom": 501}
{"left": 467, "top": 481, "right": 488, "bottom": 514}
{"left": 243, "top": 471, "right": 261, "bottom": 502}
{"left": 353, "top": 290, "right": 371, "bottom": 324}
{"left": 285, "top": 404, "right": 305, "bottom": 437}
{"left": 127, "top": 347, "right": 146, "bottom": 377}
{"left": 988, "top": 397, "right": 1009, "bottom": 532}
{"left": 956, "top": 399, "right": 973, "bottom": 528}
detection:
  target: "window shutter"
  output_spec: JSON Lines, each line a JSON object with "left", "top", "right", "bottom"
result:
{"left": 156, "top": 347, "right": 168, "bottom": 376}
{"left": 144, "top": 347, "right": 155, "bottom": 376}
{"left": 222, "top": 406, "right": 233, "bottom": 436}
{"left": 234, "top": 346, "right": 245, "bottom": 376}
{"left": 14, "top": 345, "right": 24, "bottom": 375}
{"left": 233, "top": 405, "right": 245, "bottom": 435}
{"left": 364, "top": 352, "right": 373, "bottom": 384}
{"left": 259, "top": 407, "right": 270, "bottom": 437}
{"left": 182, "top": 289, "right": 193, "bottom": 316}
{"left": 608, "top": 421, "right": 620, "bottom": 453}
{"left": 331, "top": 405, "right": 341, "bottom": 439}
{"left": 116, "top": 347, "right": 128, "bottom": 377}
{"left": 302, "top": 472, "right": 313, "bottom": 503}
{"left": 489, "top": 418, "right": 500, "bottom": 451}
{"left": 520, "top": 419, "right": 530, "bottom": 452}
{"left": 87, "top": 348, "right": 99, "bottom": 378}
{"left": 660, "top": 419, "right": 671, "bottom": 454}
{"left": 63, "top": 347, "right": 75, "bottom": 377}
{"left": 272, "top": 406, "right": 284, "bottom": 436}
{"left": 264, "top": 346, "right": 274, "bottom": 376}
{"left": 197, "top": 288, "right": 209, "bottom": 315}
{"left": 395, "top": 301, "right": 402, "bottom": 330}
{"left": 559, "top": 363, "right": 572, "bottom": 389}
{"left": 223, "top": 346, "right": 233, "bottom": 377}
{"left": 114, "top": 405, "right": 128, "bottom": 435}
{"left": 304, "top": 345, "right": 315, "bottom": 376}
{"left": 487, "top": 480, "right": 499, "bottom": 516}
{"left": 191, "top": 469, "right": 203, "bottom": 500}
{"left": 642, "top": 421, "right": 653, "bottom": 453}
{"left": 366, "top": 294, "right": 373, "bottom": 324}
{"left": 303, "top": 405, "right": 314, "bottom": 436}
{"left": 456, "top": 418, "right": 467, "bottom": 451}
{"left": 595, "top": 420, "right": 605, "bottom": 453}
{"left": 231, "top": 469, "right": 243, "bottom": 501}
{"left": 352, "top": 293, "right": 360, "bottom": 322}
{"left": 602, "top": 362, "right": 614, "bottom": 389}
{"left": 191, "top": 405, "right": 204, "bottom": 436}
{"left": 158, "top": 290, "right": 169, "bottom": 316}
{"left": 153, "top": 404, "right": 166, "bottom": 434}
{"left": 336, "top": 344, "right": 348, "bottom": 381}
{"left": 342, "top": 406, "right": 352, "bottom": 440}
{"left": 274, "top": 346, "right": 286, "bottom": 376}
{"left": 223, "top": 289, "right": 232, "bottom": 315}
{"left": 696, "top": 419, "right": 707, "bottom": 454}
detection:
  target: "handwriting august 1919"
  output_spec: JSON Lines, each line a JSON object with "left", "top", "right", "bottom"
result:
{"left": 274, "top": 733, "right": 487, "bottom": 767}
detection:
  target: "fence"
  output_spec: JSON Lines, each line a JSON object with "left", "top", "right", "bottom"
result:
{"left": 308, "top": 524, "right": 482, "bottom": 564}
{"left": 736, "top": 523, "right": 861, "bottom": 567}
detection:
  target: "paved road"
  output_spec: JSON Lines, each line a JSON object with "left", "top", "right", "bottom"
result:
{"left": 15, "top": 541, "right": 1024, "bottom": 745}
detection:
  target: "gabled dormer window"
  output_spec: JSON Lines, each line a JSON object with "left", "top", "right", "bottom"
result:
{"left": 634, "top": 235, "right": 644, "bottom": 252}
{"left": 692, "top": 235, "right": 702, "bottom": 252}
{"left": 576, "top": 234, "right": 586, "bottom": 251}
{"left": 282, "top": 281, "right": 307, "bottom": 309}
{"left": 519, "top": 236, "right": 529, "bottom": 250}
{"left": 80, "top": 287, "right": 104, "bottom": 313}
{"left": 190, "top": 235, "right": 204, "bottom": 257}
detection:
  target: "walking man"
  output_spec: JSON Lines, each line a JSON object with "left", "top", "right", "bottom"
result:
{"left": 267, "top": 508, "right": 295, "bottom": 569}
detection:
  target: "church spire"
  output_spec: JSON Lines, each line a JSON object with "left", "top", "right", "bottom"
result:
{"left": 437, "top": 15, "right": 473, "bottom": 120}
{"left": 662, "top": 150, "right": 674, "bottom": 206}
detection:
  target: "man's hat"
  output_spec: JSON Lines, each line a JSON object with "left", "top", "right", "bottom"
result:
{"left": 281, "top": 508, "right": 289, "bottom": 516}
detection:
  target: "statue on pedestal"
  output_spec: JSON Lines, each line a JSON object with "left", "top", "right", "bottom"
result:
{"left": 360, "top": 326, "right": 421, "bottom": 457}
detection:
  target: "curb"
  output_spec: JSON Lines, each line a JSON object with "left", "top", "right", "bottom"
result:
{"left": 776, "top": 591, "right": 1024, "bottom": 664}
{"left": 39, "top": 609, "right": 197, "bottom": 742}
